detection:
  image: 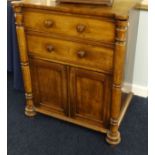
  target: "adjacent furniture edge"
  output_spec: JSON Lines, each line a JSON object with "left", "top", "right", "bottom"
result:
{"left": 135, "top": 0, "right": 148, "bottom": 11}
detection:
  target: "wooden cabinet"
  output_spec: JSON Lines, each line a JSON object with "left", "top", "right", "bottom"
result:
{"left": 12, "top": 0, "right": 139, "bottom": 145}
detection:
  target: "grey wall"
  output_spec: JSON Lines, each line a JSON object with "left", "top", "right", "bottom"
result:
{"left": 124, "top": 10, "right": 148, "bottom": 97}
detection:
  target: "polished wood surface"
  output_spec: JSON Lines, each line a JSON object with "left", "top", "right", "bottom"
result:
{"left": 12, "top": 0, "right": 141, "bottom": 20}
{"left": 70, "top": 67, "right": 111, "bottom": 128}
{"left": 106, "top": 20, "right": 128, "bottom": 144}
{"left": 58, "top": 0, "right": 113, "bottom": 6}
{"left": 15, "top": 7, "right": 36, "bottom": 117}
{"left": 27, "top": 34, "right": 114, "bottom": 72}
{"left": 12, "top": 0, "right": 138, "bottom": 145}
{"left": 30, "top": 58, "right": 68, "bottom": 116}
{"left": 24, "top": 10, "right": 115, "bottom": 44}
{"left": 135, "top": 0, "right": 148, "bottom": 11}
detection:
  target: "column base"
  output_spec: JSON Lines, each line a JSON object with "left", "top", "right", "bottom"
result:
{"left": 25, "top": 106, "right": 36, "bottom": 117}
{"left": 106, "top": 131, "right": 121, "bottom": 145}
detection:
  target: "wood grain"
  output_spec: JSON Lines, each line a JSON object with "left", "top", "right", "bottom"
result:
{"left": 69, "top": 67, "right": 111, "bottom": 128}
{"left": 13, "top": 4, "right": 36, "bottom": 117}
{"left": 27, "top": 34, "right": 114, "bottom": 73}
{"left": 12, "top": 0, "right": 137, "bottom": 145}
{"left": 12, "top": 0, "right": 141, "bottom": 20}
{"left": 30, "top": 58, "right": 69, "bottom": 116}
{"left": 23, "top": 10, "right": 115, "bottom": 43}
{"left": 106, "top": 20, "right": 128, "bottom": 145}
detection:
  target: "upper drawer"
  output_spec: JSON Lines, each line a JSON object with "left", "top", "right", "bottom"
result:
{"left": 27, "top": 34, "right": 113, "bottom": 73}
{"left": 24, "top": 11, "right": 115, "bottom": 44}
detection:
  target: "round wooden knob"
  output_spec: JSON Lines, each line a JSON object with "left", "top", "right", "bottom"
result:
{"left": 46, "top": 45, "right": 54, "bottom": 52}
{"left": 76, "top": 24, "right": 86, "bottom": 33}
{"left": 77, "top": 50, "right": 86, "bottom": 58}
{"left": 44, "top": 20, "right": 54, "bottom": 28}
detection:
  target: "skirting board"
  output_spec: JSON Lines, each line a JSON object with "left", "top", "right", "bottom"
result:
{"left": 122, "top": 83, "right": 148, "bottom": 98}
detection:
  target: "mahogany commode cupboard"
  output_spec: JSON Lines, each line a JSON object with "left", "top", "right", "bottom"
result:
{"left": 12, "top": 0, "right": 140, "bottom": 145}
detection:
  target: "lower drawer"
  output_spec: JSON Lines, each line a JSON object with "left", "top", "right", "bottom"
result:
{"left": 27, "top": 34, "right": 114, "bottom": 73}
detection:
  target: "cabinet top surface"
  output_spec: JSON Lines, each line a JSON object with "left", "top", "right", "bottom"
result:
{"left": 12, "top": 0, "right": 141, "bottom": 20}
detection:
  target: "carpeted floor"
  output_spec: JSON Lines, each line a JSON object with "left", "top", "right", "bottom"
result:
{"left": 7, "top": 73, "right": 148, "bottom": 155}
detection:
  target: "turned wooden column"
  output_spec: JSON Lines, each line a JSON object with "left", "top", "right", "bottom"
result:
{"left": 13, "top": 3, "right": 36, "bottom": 117}
{"left": 106, "top": 20, "right": 128, "bottom": 145}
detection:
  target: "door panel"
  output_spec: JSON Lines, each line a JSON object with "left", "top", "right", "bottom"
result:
{"left": 70, "top": 67, "right": 111, "bottom": 128}
{"left": 29, "top": 58, "right": 68, "bottom": 116}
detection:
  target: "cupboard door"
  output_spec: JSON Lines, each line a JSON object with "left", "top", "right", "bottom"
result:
{"left": 70, "top": 67, "right": 111, "bottom": 128}
{"left": 29, "top": 58, "right": 68, "bottom": 116}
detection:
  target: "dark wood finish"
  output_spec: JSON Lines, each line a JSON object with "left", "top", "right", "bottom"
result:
{"left": 12, "top": 0, "right": 139, "bottom": 145}
{"left": 58, "top": 0, "right": 113, "bottom": 6}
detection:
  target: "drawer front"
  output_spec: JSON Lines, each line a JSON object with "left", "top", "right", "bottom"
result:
{"left": 27, "top": 35, "right": 113, "bottom": 72}
{"left": 24, "top": 11, "right": 115, "bottom": 43}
